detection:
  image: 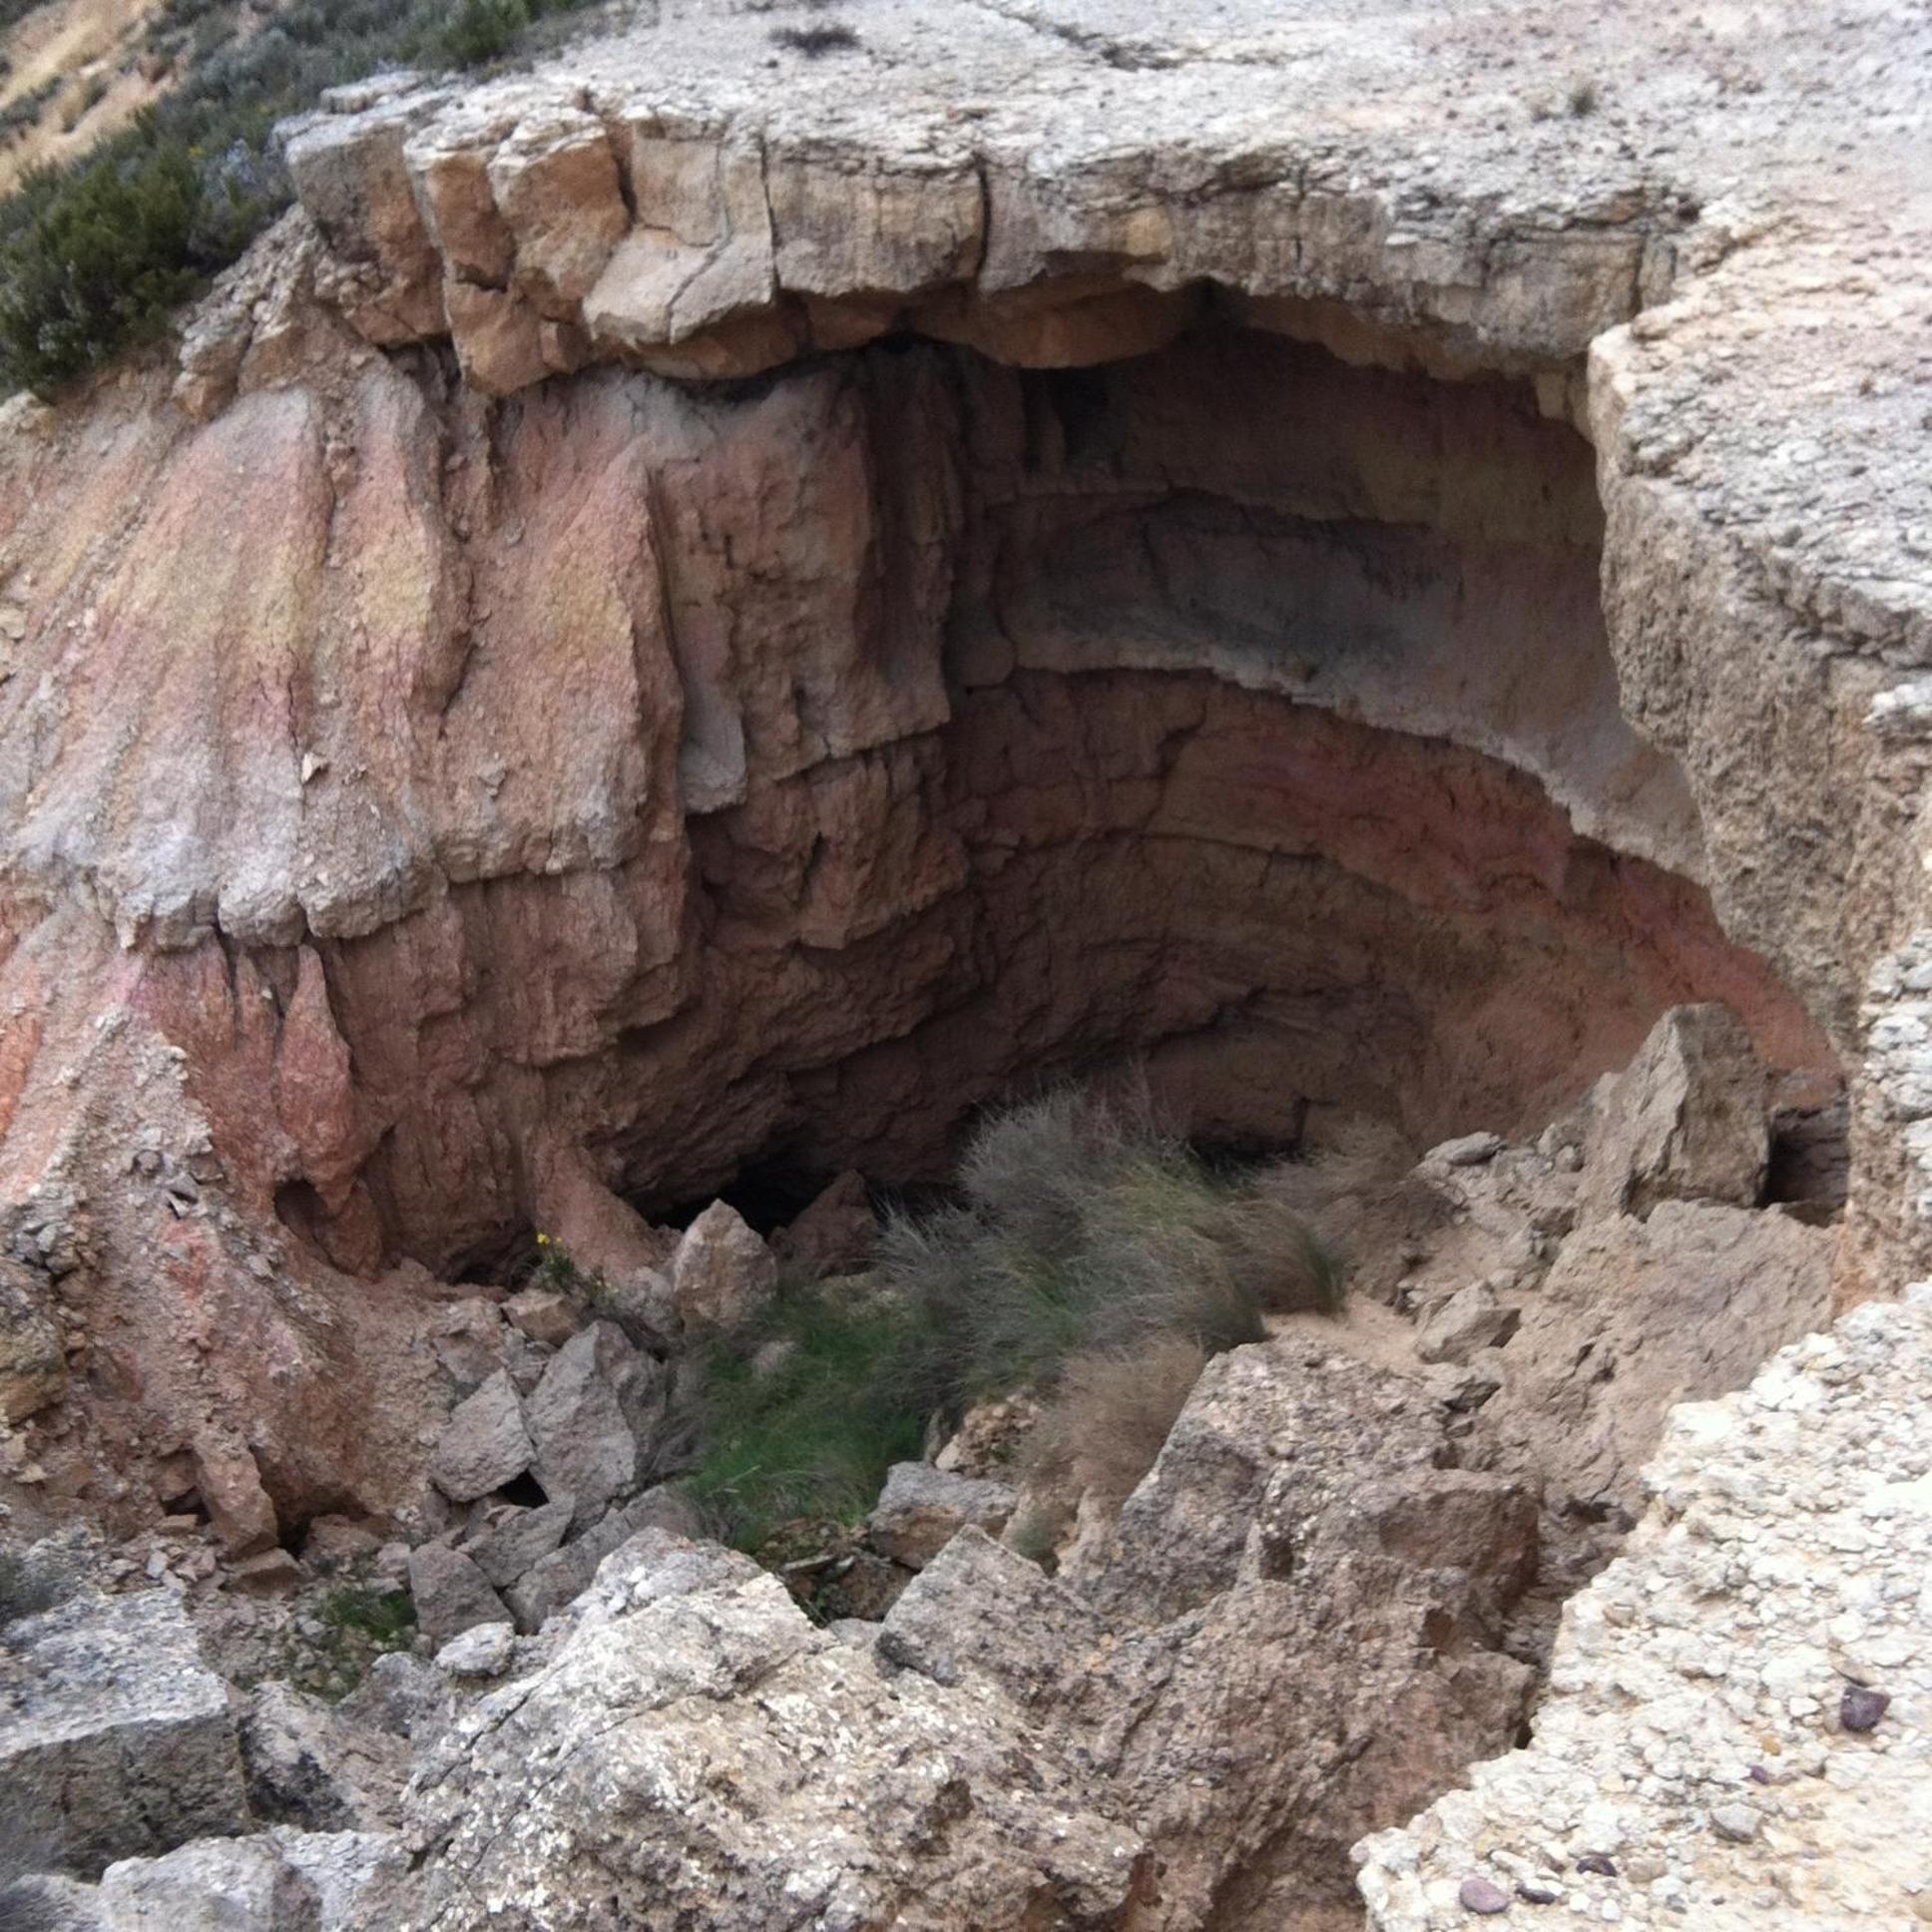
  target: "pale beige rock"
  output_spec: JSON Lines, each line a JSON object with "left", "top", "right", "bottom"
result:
{"left": 502, "top": 1286, "right": 579, "bottom": 1349}
{"left": 442, "top": 280, "right": 548, "bottom": 396}
{"left": 1414, "top": 1279, "right": 1515, "bottom": 1366}
{"left": 487, "top": 106, "right": 627, "bottom": 311}
{"left": 669, "top": 1202, "right": 777, "bottom": 1340}
{"left": 1480, "top": 1202, "right": 1832, "bottom": 1516}
{"left": 1579, "top": 1004, "right": 1770, "bottom": 1222}
{"left": 584, "top": 122, "right": 774, "bottom": 352}
{"left": 865, "top": 1461, "right": 1018, "bottom": 1570}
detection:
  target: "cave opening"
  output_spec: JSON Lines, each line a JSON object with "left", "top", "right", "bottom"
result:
{"left": 216, "top": 312, "right": 1860, "bottom": 1925}
{"left": 583, "top": 321, "right": 1839, "bottom": 1234}
{"left": 278, "top": 320, "right": 1841, "bottom": 1281}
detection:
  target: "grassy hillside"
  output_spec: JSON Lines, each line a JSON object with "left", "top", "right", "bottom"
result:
{"left": 0, "top": 0, "right": 608, "bottom": 397}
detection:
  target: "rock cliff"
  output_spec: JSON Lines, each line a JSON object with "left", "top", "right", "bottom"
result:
{"left": 0, "top": 0, "right": 1929, "bottom": 1922}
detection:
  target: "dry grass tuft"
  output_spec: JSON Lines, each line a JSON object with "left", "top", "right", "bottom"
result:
{"left": 1027, "top": 1333, "right": 1208, "bottom": 1512}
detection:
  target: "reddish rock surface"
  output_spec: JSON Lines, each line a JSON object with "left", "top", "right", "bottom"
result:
{"left": 0, "top": 326, "right": 1832, "bottom": 1539}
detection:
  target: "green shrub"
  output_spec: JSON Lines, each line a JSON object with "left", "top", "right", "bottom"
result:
{"left": 440, "top": 0, "right": 529, "bottom": 64}
{"left": 318, "top": 1583, "right": 415, "bottom": 1646}
{"left": 684, "top": 1285, "right": 929, "bottom": 1553}
{"left": 685, "top": 1088, "right": 1345, "bottom": 1553}
{"left": 0, "top": 0, "right": 608, "bottom": 397}
{"left": 0, "top": 137, "right": 207, "bottom": 394}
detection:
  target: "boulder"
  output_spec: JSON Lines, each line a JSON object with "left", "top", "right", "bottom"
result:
{"left": 460, "top": 1495, "right": 574, "bottom": 1589}
{"left": 98, "top": 1836, "right": 312, "bottom": 1932}
{"left": 191, "top": 1440, "right": 279, "bottom": 1558}
{"left": 1480, "top": 1200, "right": 1831, "bottom": 1516}
{"left": 502, "top": 1286, "right": 579, "bottom": 1350}
{"left": 669, "top": 1202, "right": 777, "bottom": 1339}
{"left": 433, "top": 1622, "right": 516, "bottom": 1679}
{"left": 865, "top": 1461, "right": 1018, "bottom": 1569}
{"left": 1413, "top": 1278, "right": 1517, "bottom": 1365}
{"left": 1578, "top": 1004, "right": 1769, "bottom": 1221}
{"left": 878, "top": 1528, "right": 1106, "bottom": 1711}
{"left": 486, "top": 106, "right": 628, "bottom": 307}
{"left": 335, "top": 1654, "right": 449, "bottom": 1747}
{"left": 1341, "top": 1467, "right": 1540, "bottom": 1639}
{"left": 771, "top": 1171, "right": 877, "bottom": 1278}
{"left": 94, "top": 1827, "right": 404, "bottom": 1932}
{"left": 405, "top": 1547, "right": 508, "bottom": 1648}
{"left": 882, "top": 1337, "right": 1543, "bottom": 1928}
{"left": 298, "top": 1518, "right": 382, "bottom": 1572}
{"left": 501, "top": 1487, "right": 698, "bottom": 1634}
{"left": 427, "top": 1371, "right": 533, "bottom": 1504}
{"left": 239, "top": 1682, "right": 408, "bottom": 1832}
{"left": 0, "top": 1875, "right": 104, "bottom": 1929}
{"left": 368, "top": 1535, "right": 1150, "bottom": 1929}
{"left": 1078, "top": 1335, "right": 1444, "bottom": 1622}
{"left": 0, "top": 1586, "right": 247, "bottom": 1875}
{"left": 526, "top": 1321, "right": 667, "bottom": 1529}
{"left": 270, "top": 1827, "right": 408, "bottom": 1930}
{"left": 228, "top": 1550, "right": 305, "bottom": 1597}
{"left": 1424, "top": 1131, "right": 1504, "bottom": 1169}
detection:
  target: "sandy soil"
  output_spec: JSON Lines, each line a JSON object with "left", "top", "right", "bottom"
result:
{"left": 0, "top": 0, "right": 165, "bottom": 194}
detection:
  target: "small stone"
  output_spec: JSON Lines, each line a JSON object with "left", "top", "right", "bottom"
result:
{"left": 435, "top": 1621, "right": 517, "bottom": 1678}
{"left": 1748, "top": 1763, "right": 1772, "bottom": 1783}
{"left": 1710, "top": 1802, "right": 1760, "bottom": 1843}
{"left": 1576, "top": 1854, "right": 1618, "bottom": 1877}
{"left": 227, "top": 1549, "right": 304, "bottom": 1596}
{"left": 1840, "top": 1685, "right": 1890, "bottom": 1731}
{"left": 1518, "top": 1882, "right": 1562, "bottom": 1904}
{"left": 505, "top": 1286, "right": 581, "bottom": 1350}
{"left": 1432, "top": 1132, "right": 1507, "bottom": 1167}
{"left": 1460, "top": 1874, "right": 1511, "bottom": 1914}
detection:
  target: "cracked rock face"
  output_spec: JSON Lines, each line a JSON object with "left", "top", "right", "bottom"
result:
{"left": 0, "top": 320, "right": 1838, "bottom": 1534}
{"left": 2, "top": 0, "right": 1931, "bottom": 1920}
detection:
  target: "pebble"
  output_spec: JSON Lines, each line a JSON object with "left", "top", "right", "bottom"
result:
{"left": 1459, "top": 1874, "right": 1511, "bottom": 1914}
{"left": 1840, "top": 1685, "right": 1891, "bottom": 1732}
{"left": 1710, "top": 1803, "right": 1761, "bottom": 1843}
{"left": 1576, "top": 1854, "right": 1617, "bottom": 1877}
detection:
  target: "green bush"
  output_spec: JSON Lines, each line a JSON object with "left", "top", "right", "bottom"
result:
{"left": 0, "top": 138, "right": 207, "bottom": 395}
{"left": 0, "top": 0, "right": 607, "bottom": 397}
{"left": 683, "top": 1285, "right": 929, "bottom": 1553}
{"left": 318, "top": 1583, "right": 415, "bottom": 1645}
{"left": 441, "top": 0, "right": 530, "bottom": 66}
{"left": 684, "top": 1089, "right": 1344, "bottom": 1553}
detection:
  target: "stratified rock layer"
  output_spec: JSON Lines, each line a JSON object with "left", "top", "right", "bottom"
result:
{"left": 0, "top": 321, "right": 1836, "bottom": 1533}
{"left": 1357, "top": 1283, "right": 1932, "bottom": 1929}
{"left": 0, "top": 2, "right": 1930, "bottom": 1909}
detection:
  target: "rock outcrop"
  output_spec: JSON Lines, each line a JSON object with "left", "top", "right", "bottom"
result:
{"left": 1, "top": 0, "right": 1930, "bottom": 1918}
{"left": 0, "top": 1584, "right": 248, "bottom": 1873}
{"left": 1357, "top": 1283, "right": 1932, "bottom": 1930}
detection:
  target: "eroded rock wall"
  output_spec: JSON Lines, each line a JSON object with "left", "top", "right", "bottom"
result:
{"left": 0, "top": 316, "right": 1841, "bottom": 1532}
